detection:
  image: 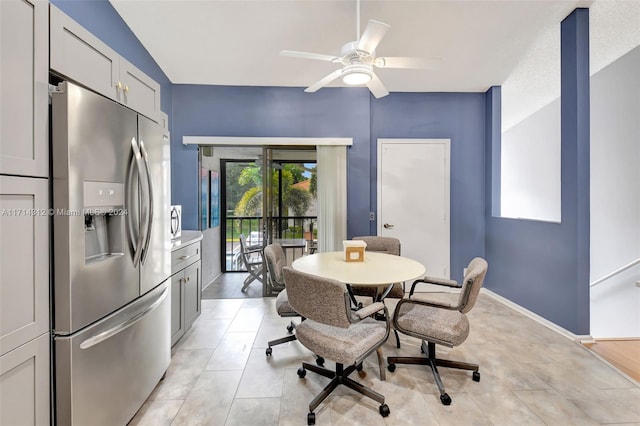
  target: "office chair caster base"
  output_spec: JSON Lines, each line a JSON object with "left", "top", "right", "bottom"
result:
{"left": 307, "top": 412, "right": 316, "bottom": 425}
{"left": 379, "top": 404, "right": 390, "bottom": 417}
{"left": 387, "top": 363, "right": 396, "bottom": 373}
{"left": 297, "top": 367, "right": 306, "bottom": 378}
{"left": 315, "top": 356, "right": 324, "bottom": 367}
{"left": 472, "top": 371, "right": 480, "bottom": 382}
{"left": 440, "top": 393, "right": 452, "bottom": 405}
{"left": 265, "top": 347, "right": 272, "bottom": 356}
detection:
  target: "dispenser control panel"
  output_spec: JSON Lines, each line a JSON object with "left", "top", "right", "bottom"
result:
{"left": 83, "top": 181, "right": 124, "bottom": 209}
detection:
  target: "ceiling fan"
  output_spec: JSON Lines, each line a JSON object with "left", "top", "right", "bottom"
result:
{"left": 280, "top": 0, "right": 436, "bottom": 98}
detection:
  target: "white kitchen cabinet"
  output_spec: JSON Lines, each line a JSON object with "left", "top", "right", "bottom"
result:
{"left": 49, "top": 4, "right": 161, "bottom": 122}
{"left": 183, "top": 261, "right": 202, "bottom": 331}
{"left": 0, "top": 0, "right": 49, "bottom": 177}
{"left": 170, "top": 273, "right": 185, "bottom": 345}
{"left": 0, "top": 176, "right": 49, "bottom": 357}
{"left": 0, "top": 333, "right": 50, "bottom": 426}
{"left": 170, "top": 232, "right": 202, "bottom": 346}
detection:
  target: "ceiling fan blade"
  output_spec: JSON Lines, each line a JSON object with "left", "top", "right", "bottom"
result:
{"left": 304, "top": 69, "right": 343, "bottom": 93}
{"left": 366, "top": 73, "right": 389, "bottom": 98}
{"left": 375, "top": 56, "right": 441, "bottom": 70}
{"left": 357, "top": 20, "right": 390, "bottom": 54}
{"left": 280, "top": 50, "right": 338, "bottom": 62}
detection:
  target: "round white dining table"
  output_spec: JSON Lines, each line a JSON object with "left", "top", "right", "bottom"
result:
{"left": 291, "top": 251, "right": 425, "bottom": 287}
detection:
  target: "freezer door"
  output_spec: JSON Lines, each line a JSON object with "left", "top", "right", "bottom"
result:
{"left": 138, "top": 115, "right": 171, "bottom": 294}
{"left": 51, "top": 82, "right": 139, "bottom": 334}
{"left": 54, "top": 280, "right": 170, "bottom": 426}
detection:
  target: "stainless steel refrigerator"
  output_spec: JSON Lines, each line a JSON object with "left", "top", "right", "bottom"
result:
{"left": 51, "top": 81, "right": 171, "bottom": 425}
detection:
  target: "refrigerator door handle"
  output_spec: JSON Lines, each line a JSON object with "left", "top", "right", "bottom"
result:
{"left": 129, "top": 137, "right": 146, "bottom": 268}
{"left": 139, "top": 139, "right": 154, "bottom": 264}
{"left": 79, "top": 286, "right": 168, "bottom": 350}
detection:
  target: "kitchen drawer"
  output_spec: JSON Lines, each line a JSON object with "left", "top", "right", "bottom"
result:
{"left": 171, "top": 241, "right": 200, "bottom": 273}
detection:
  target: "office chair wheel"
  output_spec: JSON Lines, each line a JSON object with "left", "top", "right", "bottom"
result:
{"left": 379, "top": 404, "right": 390, "bottom": 417}
{"left": 440, "top": 393, "right": 452, "bottom": 405}
{"left": 307, "top": 412, "right": 316, "bottom": 425}
{"left": 387, "top": 363, "right": 396, "bottom": 373}
{"left": 297, "top": 367, "right": 306, "bottom": 378}
{"left": 356, "top": 363, "right": 363, "bottom": 372}
{"left": 315, "top": 356, "right": 324, "bottom": 367}
{"left": 472, "top": 371, "right": 480, "bottom": 382}
{"left": 265, "top": 347, "right": 272, "bottom": 356}
{"left": 287, "top": 323, "right": 294, "bottom": 333}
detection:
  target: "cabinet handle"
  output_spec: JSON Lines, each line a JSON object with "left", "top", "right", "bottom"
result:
{"left": 186, "top": 276, "right": 190, "bottom": 282}
{"left": 116, "top": 81, "right": 122, "bottom": 90}
{"left": 124, "top": 85, "right": 129, "bottom": 93}
{"left": 179, "top": 254, "right": 194, "bottom": 261}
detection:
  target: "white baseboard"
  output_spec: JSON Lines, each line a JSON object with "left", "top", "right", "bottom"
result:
{"left": 481, "top": 288, "right": 594, "bottom": 343}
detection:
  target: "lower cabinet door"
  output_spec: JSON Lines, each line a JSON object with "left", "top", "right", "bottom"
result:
{"left": 0, "top": 333, "right": 50, "bottom": 426}
{"left": 183, "top": 261, "right": 201, "bottom": 331}
{"left": 170, "top": 273, "right": 184, "bottom": 346}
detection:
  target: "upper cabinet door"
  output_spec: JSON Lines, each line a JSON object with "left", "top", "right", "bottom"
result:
{"left": 0, "top": 0, "right": 48, "bottom": 177}
{"left": 119, "top": 57, "right": 161, "bottom": 122}
{"left": 50, "top": 4, "right": 120, "bottom": 100}
{"left": 49, "top": 5, "right": 162, "bottom": 123}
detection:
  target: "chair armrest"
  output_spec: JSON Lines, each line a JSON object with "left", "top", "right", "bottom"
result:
{"left": 396, "top": 297, "right": 458, "bottom": 312}
{"left": 409, "top": 276, "right": 460, "bottom": 297}
{"left": 245, "top": 245, "right": 263, "bottom": 254}
{"left": 354, "top": 302, "right": 385, "bottom": 319}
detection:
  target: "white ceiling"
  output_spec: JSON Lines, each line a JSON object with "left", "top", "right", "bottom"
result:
{"left": 110, "top": 0, "right": 639, "bottom": 127}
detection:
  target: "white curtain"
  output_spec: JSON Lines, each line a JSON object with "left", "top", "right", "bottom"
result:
{"left": 317, "top": 145, "right": 347, "bottom": 252}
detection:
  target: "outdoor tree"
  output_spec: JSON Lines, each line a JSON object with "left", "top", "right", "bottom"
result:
{"left": 233, "top": 163, "right": 311, "bottom": 217}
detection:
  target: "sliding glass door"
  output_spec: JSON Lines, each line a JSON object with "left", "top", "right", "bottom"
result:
{"left": 221, "top": 147, "right": 317, "bottom": 280}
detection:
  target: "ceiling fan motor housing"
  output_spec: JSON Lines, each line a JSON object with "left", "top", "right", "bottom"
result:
{"left": 340, "top": 41, "right": 374, "bottom": 64}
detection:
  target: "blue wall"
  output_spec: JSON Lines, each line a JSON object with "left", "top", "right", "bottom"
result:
{"left": 50, "top": 0, "right": 173, "bottom": 121}
{"left": 485, "top": 9, "right": 590, "bottom": 335}
{"left": 171, "top": 85, "right": 372, "bottom": 237}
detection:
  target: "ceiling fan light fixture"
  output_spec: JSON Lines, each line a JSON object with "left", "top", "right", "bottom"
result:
{"left": 342, "top": 64, "right": 373, "bottom": 85}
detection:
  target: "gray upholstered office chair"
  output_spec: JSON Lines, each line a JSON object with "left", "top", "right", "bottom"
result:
{"left": 352, "top": 236, "right": 403, "bottom": 347}
{"left": 283, "top": 267, "right": 391, "bottom": 425}
{"left": 387, "top": 257, "right": 488, "bottom": 406}
{"left": 263, "top": 244, "right": 324, "bottom": 367}
{"left": 238, "top": 233, "right": 264, "bottom": 292}
{"left": 263, "top": 244, "right": 296, "bottom": 355}
{"left": 351, "top": 236, "right": 403, "bottom": 299}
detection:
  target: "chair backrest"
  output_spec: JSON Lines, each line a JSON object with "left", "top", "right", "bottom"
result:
{"left": 283, "top": 267, "right": 353, "bottom": 329}
{"left": 353, "top": 236, "right": 400, "bottom": 256}
{"left": 239, "top": 233, "right": 249, "bottom": 251}
{"left": 264, "top": 243, "right": 286, "bottom": 287}
{"left": 457, "top": 257, "right": 488, "bottom": 314}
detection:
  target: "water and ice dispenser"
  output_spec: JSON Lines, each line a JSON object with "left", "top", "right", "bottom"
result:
{"left": 83, "top": 181, "right": 126, "bottom": 263}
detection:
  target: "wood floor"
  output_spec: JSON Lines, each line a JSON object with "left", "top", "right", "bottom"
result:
{"left": 585, "top": 339, "right": 640, "bottom": 382}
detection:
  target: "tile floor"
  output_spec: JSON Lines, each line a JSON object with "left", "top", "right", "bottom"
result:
{"left": 130, "top": 290, "right": 640, "bottom": 425}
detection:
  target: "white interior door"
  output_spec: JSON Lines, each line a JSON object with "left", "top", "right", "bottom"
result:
{"left": 377, "top": 139, "right": 450, "bottom": 279}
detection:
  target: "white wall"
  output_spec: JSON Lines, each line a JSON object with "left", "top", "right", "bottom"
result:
{"left": 590, "top": 45, "right": 640, "bottom": 338}
{"left": 501, "top": 98, "right": 561, "bottom": 222}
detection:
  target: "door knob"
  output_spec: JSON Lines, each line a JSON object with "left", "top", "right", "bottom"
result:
{"left": 383, "top": 223, "right": 394, "bottom": 229}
